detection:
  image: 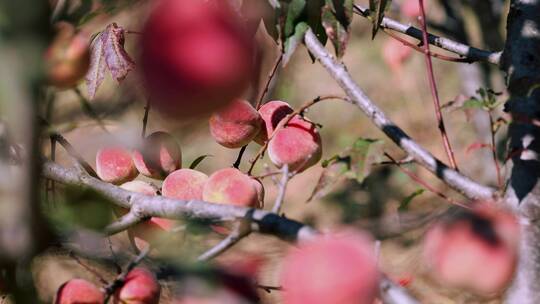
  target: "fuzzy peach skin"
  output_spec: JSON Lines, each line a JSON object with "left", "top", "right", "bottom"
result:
{"left": 422, "top": 204, "right": 519, "bottom": 295}
{"left": 202, "top": 168, "right": 261, "bottom": 208}
{"left": 162, "top": 169, "right": 208, "bottom": 200}
{"left": 140, "top": 0, "right": 255, "bottom": 118}
{"left": 96, "top": 147, "right": 138, "bottom": 184}
{"left": 55, "top": 278, "right": 104, "bottom": 304}
{"left": 45, "top": 22, "right": 90, "bottom": 89}
{"left": 280, "top": 230, "right": 380, "bottom": 304}
{"left": 113, "top": 268, "right": 161, "bottom": 304}
{"left": 209, "top": 99, "right": 263, "bottom": 148}
{"left": 401, "top": 0, "right": 428, "bottom": 18}
{"left": 132, "top": 131, "right": 182, "bottom": 179}
{"left": 255, "top": 100, "right": 294, "bottom": 144}
{"left": 267, "top": 115, "right": 322, "bottom": 172}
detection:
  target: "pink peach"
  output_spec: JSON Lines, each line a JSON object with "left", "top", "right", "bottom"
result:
{"left": 209, "top": 99, "right": 263, "bottom": 148}
{"left": 55, "top": 278, "right": 104, "bottom": 304}
{"left": 256, "top": 100, "right": 294, "bottom": 144}
{"left": 96, "top": 147, "right": 138, "bottom": 184}
{"left": 113, "top": 268, "right": 161, "bottom": 304}
{"left": 202, "top": 168, "right": 261, "bottom": 208}
{"left": 280, "top": 231, "right": 380, "bottom": 304}
{"left": 132, "top": 131, "right": 182, "bottom": 179}
{"left": 162, "top": 169, "right": 208, "bottom": 200}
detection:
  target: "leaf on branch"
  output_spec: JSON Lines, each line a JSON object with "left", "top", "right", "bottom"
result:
{"left": 322, "top": 0, "right": 353, "bottom": 58}
{"left": 398, "top": 189, "right": 424, "bottom": 212}
{"left": 283, "top": 0, "right": 307, "bottom": 38}
{"left": 189, "top": 155, "right": 212, "bottom": 170}
{"left": 283, "top": 22, "right": 309, "bottom": 65}
{"left": 102, "top": 23, "right": 135, "bottom": 82}
{"left": 306, "top": 0, "right": 327, "bottom": 46}
{"left": 307, "top": 155, "right": 350, "bottom": 202}
{"left": 369, "top": 0, "right": 391, "bottom": 39}
{"left": 350, "top": 138, "right": 384, "bottom": 183}
{"left": 85, "top": 23, "right": 135, "bottom": 99}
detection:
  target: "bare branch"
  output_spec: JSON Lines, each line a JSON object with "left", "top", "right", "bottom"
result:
{"left": 197, "top": 221, "right": 251, "bottom": 262}
{"left": 105, "top": 212, "right": 145, "bottom": 235}
{"left": 353, "top": 4, "right": 501, "bottom": 66}
{"left": 303, "top": 28, "right": 496, "bottom": 201}
{"left": 272, "top": 165, "right": 290, "bottom": 214}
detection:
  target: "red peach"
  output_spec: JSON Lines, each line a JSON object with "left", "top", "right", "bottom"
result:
{"left": 267, "top": 116, "right": 322, "bottom": 172}
{"left": 202, "top": 168, "right": 261, "bottom": 208}
{"left": 132, "top": 131, "right": 182, "bottom": 179}
{"left": 255, "top": 100, "right": 294, "bottom": 144}
{"left": 55, "top": 278, "right": 104, "bottom": 304}
{"left": 140, "top": 0, "right": 255, "bottom": 118}
{"left": 96, "top": 147, "right": 138, "bottom": 184}
{"left": 280, "top": 230, "right": 380, "bottom": 304}
{"left": 45, "top": 22, "right": 91, "bottom": 89}
{"left": 209, "top": 99, "right": 263, "bottom": 148}
{"left": 422, "top": 204, "right": 519, "bottom": 295}
{"left": 162, "top": 169, "right": 208, "bottom": 200}
{"left": 113, "top": 268, "right": 161, "bottom": 304}
{"left": 382, "top": 38, "right": 412, "bottom": 73}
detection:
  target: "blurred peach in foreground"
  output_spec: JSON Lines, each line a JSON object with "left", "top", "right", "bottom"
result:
{"left": 55, "top": 278, "right": 104, "bottom": 304}
{"left": 113, "top": 268, "right": 161, "bottom": 304}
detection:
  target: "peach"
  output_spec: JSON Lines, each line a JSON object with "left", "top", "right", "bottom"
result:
{"left": 132, "top": 131, "right": 182, "bottom": 179}
{"left": 113, "top": 268, "right": 161, "bottom": 304}
{"left": 120, "top": 180, "right": 159, "bottom": 196}
{"left": 255, "top": 100, "right": 294, "bottom": 144}
{"left": 202, "top": 168, "right": 261, "bottom": 208}
{"left": 162, "top": 169, "right": 208, "bottom": 200}
{"left": 280, "top": 231, "right": 380, "bottom": 304}
{"left": 45, "top": 22, "right": 91, "bottom": 89}
{"left": 140, "top": 0, "right": 255, "bottom": 117}
{"left": 382, "top": 38, "right": 412, "bottom": 73}
{"left": 422, "top": 204, "right": 519, "bottom": 295}
{"left": 401, "top": 0, "right": 428, "bottom": 19}
{"left": 55, "top": 278, "right": 104, "bottom": 304}
{"left": 96, "top": 147, "right": 138, "bottom": 184}
{"left": 267, "top": 116, "right": 322, "bottom": 172}
{"left": 209, "top": 99, "right": 263, "bottom": 148}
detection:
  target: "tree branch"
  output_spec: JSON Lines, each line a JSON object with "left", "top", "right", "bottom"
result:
{"left": 303, "top": 28, "right": 496, "bottom": 201}
{"left": 353, "top": 4, "right": 501, "bottom": 66}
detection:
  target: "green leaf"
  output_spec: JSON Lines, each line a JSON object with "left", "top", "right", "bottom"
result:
{"left": 462, "top": 98, "right": 484, "bottom": 109}
{"left": 349, "top": 138, "right": 384, "bottom": 183}
{"left": 398, "top": 189, "right": 424, "bottom": 212}
{"left": 306, "top": 0, "right": 327, "bottom": 45}
{"left": 189, "top": 155, "right": 212, "bottom": 170}
{"left": 321, "top": 0, "right": 353, "bottom": 58}
{"left": 307, "top": 156, "right": 350, "bottom": 202}
{"left": 369, "top": 0, "right": 391, "bottom": 39}
{"left": 283, "top": 22, "right": 309, "bottom": 65}
{"left": 284, "top": 0, "right": 306, "bottom": 38}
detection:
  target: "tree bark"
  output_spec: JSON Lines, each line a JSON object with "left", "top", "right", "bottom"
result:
{"left": 501, "top": 1, "right": 540, "bottom": 302}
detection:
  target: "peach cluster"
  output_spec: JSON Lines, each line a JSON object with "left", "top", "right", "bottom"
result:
{"left": 95, "top": 131, "right": 265, "bottom": 248}
{"left": 209, "top": 99, "right": 322, "bottom": 172}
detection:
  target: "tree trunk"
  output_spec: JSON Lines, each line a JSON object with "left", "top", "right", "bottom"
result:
{"left": 501, "top": 1, "right": 540, "bottom": 302}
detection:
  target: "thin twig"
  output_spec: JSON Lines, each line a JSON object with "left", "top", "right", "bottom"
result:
{"left": 384, "top": 152, "right": 468, "bottom": 208}
{"left": 417, "top": 0, "right": 458, "bottom": 171}
{"left": 255, "top": 53, "right": 283, "bottom": 110}
{"left": 73, "top": 88, "right": 109, "bottom": 134}
{"left": 383, "top": 30, "right": 472, "bottom": 63}
{"left": 257, "top": 284, "right": 283, "bottom": 293}
{"left": 352, "top": 4, "right": 501, "bottom": 65}
{"left": 141, "top": 101, "right": 151, "bottom": 138}
{"left": 488, "top": 112, "right": 503, "bottom": 189}
{"left": 272, "top": 165, "right": 290, "bottom": 214}
{"left": 232, "top": 145, "right": 247, "bottom": 169}
{"left": 105, "top": 212, "right": 145, "bottom": 235}
{"left": 69, "top": 252, "right": 109, "bottom": 285}
{"left": 197, "top": 221, "right": 251, "bottom": 262}
{"left": 247, "top": 95, "right": 349, "bottom": 175}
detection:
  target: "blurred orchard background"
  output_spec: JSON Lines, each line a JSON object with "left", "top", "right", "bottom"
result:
{"left": 0, "top": 0, "right": 527, "bottom": 303}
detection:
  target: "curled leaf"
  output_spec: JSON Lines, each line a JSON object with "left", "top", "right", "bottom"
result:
{"left": 101, "top": 23, "right": 135, "bottom": 82}
{"left": 85, "top": 31, "right": 106, "bottom": 100}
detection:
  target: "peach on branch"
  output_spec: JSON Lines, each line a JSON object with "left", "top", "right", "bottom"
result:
{"left": 280, "top": 230, "right": 380, "bottom": 304}
{"left": 45, "top": 22, "right": 91, "bottom": 89}
{"left": 209, "top": 99, "right": 263, "bottom": 148}
{"left": 55, "top": 279, "right": 104, "bottom": 304}
{"left": 132, "top": 131, "right": 182, "bottom": 179}
{"left": 113, "top": 268, "right": 161, "bottom": 304}
{"left": 422, "top": 204, "right": 519, "bottom": 295}
{"left": 140, "top": 0, "right": 255, "bottom": 117}
{"left": 96, "top": 147, "right": 138, "bottom": 184}
{"left": 255, "top": 100, "right": 294, "bottom": 144}
{"left": 120, "top": 180, "right": 159, "bottom": 196}
{"left": 267, "top": 116, "right": 322, "bottom": 172}
{"left": 162, "top": 169, "right": 208, "bottom": 200}
{"left": 202, "top": 168, "right": 262, "bottom": 208}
